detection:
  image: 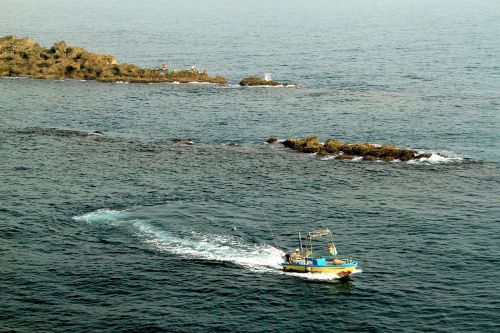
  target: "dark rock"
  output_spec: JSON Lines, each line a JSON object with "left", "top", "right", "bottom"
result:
{"left": 172, "top": 138, "right": 194, "bottom": 145}
{"left": 280, "top": 136, "right": 421, "bottom": 162}
{"left": 399, "top": 149, "right": 417, "bottom": 161}
{"left": 239, "top": 76, "right": 294, "bottom": 87}
{"left": 320, "top": 139, "right": 342, "bottom": 154}
{"left": 335, "top": 154, "right": 354, "bottom": 160}
{"left": 283, "top": 136, "right": 321, "bottom": 153}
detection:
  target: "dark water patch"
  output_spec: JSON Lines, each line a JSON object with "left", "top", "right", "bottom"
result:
{"left": 403, "top": 73, "right": 434, "bottom": 81}
{"left": 12, "top": 165, "right": 32, "bottom": 171}
{"left": 17, "top": 126, "right": 97, "bottom": 137}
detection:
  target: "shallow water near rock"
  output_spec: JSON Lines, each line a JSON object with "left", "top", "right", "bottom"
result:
{"left": 1, "top": 0, "right": 500, "bottom": 332}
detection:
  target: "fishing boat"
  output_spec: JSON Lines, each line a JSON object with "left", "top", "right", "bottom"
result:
{"left": 281, "top": 228, "right": 358, "bottom": 277}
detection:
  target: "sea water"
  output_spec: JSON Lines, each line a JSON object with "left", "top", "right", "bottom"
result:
{"left": 1, "top": 0, "right": 500, "bottom": 332}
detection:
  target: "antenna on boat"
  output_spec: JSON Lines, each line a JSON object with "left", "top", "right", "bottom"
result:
{"left": 264, "top": 213, "right": 279, "bottom": 249}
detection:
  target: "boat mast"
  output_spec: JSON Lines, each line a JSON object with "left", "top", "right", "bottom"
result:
{"left": 264, "top": 213, "right": 279, "bottom": 249}
{"left": 298, "top": 230, "right": 303, "bottom": 253}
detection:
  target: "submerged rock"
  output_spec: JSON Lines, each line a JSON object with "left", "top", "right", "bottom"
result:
{"left": 172, "top": 138, "right": 194, "bottom": 145}
{"left": 0, "top": 35, "right": 227, "bottom": 84}
{"left": 415, "top": 153, "right": 432, "bottom": 159}
{"left": 335, "top": 154, "right": 355, "bottom": 160}
{"left": 362, "top": 155, "right": 377, "bottom": 161}
{"left": 278, "top": 136, "right": 424, "bottom": 162}
{"left": 266, "top": 137, "right": 278, "bottom": 144}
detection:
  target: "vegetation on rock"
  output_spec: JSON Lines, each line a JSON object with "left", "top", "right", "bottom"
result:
{"left": 278, "top": 136, "right": 422, "bottom": 162}
{"left": 283, "top": 136, "right": 321, "bottom": 153}
{"left": 0, "top": 35, "right": 227, "bottom": 84}
{"left": 239, "top": 76, "right": 294, "bottom": 87}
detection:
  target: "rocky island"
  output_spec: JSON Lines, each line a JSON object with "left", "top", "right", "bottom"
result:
{"left": 269, "top": 136, "right": 433, "bottom": 162}
{"left": 0, "top": 35, "right": 227, "bottom": 84}
{"left": 240, "top": 76, "right": 295, "bottom": 87}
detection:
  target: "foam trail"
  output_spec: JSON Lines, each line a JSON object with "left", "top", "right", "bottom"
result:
{"left": 72, "top": 209, "right": 129, "bottom": 224}
{"left": 134, "top": 221, "right": 284, "bottom": 271}
{"left": 72, "top": 209, "right": 283, "bottom": 270}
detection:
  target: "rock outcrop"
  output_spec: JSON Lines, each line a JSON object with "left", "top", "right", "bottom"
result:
{"left": 239, "top": 76, "right": 294, "bottom": 87}
{"left": 0, "top": 35, "right": 227, "bottom": 84}
{"left": 278, "top": 136, "right": 421, "bottom": 161}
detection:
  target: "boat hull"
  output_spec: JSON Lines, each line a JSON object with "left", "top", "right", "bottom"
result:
{"left": 281, "top": 261, "right": 357, "bottom": 277}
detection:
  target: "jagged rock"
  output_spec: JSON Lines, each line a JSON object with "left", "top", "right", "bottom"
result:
{"left": 283, "top": 138, "right": 304, "bottom": 150}
{"left": 278, "top": 136, "right": 425, "bottom": 162}
{"left": 320, "top": 139, "right": 343, "bottom": 154}
{"left": 266, "top": 137, "right": 278, "bottom": 144}
{"left": 340, "top": 143, "right": 377, "bottom": 156}
{"left": 374, "top": 145, "right": 399, "bottom": 159}
{"left": 283, "top": 136, "right": 320, "bottom": 153}
{"left": 0, "top": 35, "right": 227, "bottom": 84}
{"left": 302, "top": 136, "right": 321, "bottom": 153}
{"left": 399, "top": 150, "right": 417, "bottom": 161}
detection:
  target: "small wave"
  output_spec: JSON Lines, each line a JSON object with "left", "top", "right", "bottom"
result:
{"left": 188, "top": 81, "right": 213, "bottom": 85}
{"left": 317, "top": 151, "right": 463, "bottom": 164}
{"left": 72, "top": 209, "right": 129, "bottom": 224}
{"left": 408, "top": 152, "right": 463, "bottom": 165}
